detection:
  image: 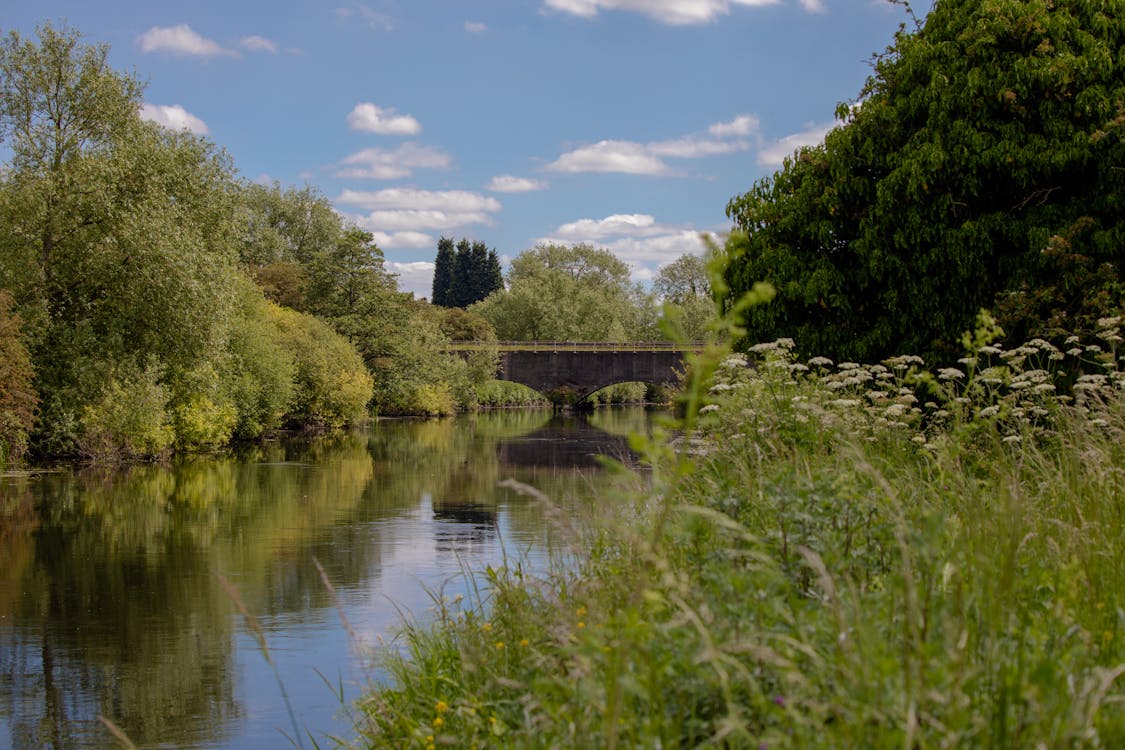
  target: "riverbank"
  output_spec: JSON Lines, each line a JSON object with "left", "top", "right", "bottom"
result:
{"left": 356, "top": 326, "right": 1125, "bottom": 748}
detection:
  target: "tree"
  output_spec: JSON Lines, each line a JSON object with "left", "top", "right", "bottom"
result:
{"left": 435, "top": 238, "right": 504, "bottom": 308}
{"left": 723, "top": 0, "right": 1124, "bottom": 362}
{"left": 472, "top": 243, "right": 651, "bottom": 341}
{"left": 655, "top": 253, "right": 710, "bottom": 304}
{"left": 0, "top": 291, "right": 37, "bottom": 465}
{"left": 432, "top": 237, "right": 455, "bottom": 305}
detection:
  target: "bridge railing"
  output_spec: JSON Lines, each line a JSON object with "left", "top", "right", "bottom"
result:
{"left": 444, "top": 341, "right": 706, "bottom": 353}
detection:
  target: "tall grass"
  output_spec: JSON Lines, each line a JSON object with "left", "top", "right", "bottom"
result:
{"left": 354, "top": 316, "right": 1124, "bottom": 748}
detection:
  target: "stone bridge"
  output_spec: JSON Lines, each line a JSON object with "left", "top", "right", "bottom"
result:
{"left": 450, "top": 342, "right": 696, "bottom": 406}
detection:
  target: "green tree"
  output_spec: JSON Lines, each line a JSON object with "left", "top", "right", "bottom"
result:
{"left": 655, "top": 253, "right": 710, "bottom": 303}
{"left": 432, "top": 236, "right": 455, "bottom": 306}
{"left": 724, "top": 0, "right": 1124, "bottom": 362}
{"left": 0, "top": 291, "right": 37, "bottom": 466}
{"left": 472, "top": 243, "right": 650, "bottom": 341}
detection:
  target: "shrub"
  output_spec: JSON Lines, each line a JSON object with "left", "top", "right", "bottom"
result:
{"left": 78, "top": 363, "right": 174, "bottom": 462}
{"left": 271, "top": 305, "right": 372, "bottom": 428}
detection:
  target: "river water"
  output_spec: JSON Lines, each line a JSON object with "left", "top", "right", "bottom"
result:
{"left": 0, "top": 408, "right": 652, "bottom": 750}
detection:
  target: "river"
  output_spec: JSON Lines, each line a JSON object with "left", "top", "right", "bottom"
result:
{"left": 0, "top": 408, "right": 654, "bottom": 750}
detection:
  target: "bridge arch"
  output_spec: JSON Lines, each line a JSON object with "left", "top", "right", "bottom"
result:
{"left": 494, "top": 343, "right": 690, "bottom": 407}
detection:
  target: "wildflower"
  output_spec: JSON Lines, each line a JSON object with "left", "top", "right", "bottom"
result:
{"left": 495, "top": 641, "right": 505, "bottom": 650}
{"left": 978, "top": 345, "right": 1002, "bottom": 355}
{"left": 519, "top": 639, "right": 530, "bottom": 647}
{"left": 576, "top": 606, "right": 587, "bottom": 617}
{"left": 977, "top": 405, "right": 1001, "bottom": 418}
{"left": 807, "top": 356, "right": 833, "bottom": 368}
{"left": 838, "top": 362, "right": 861, "bottom": 370}
{"left": 577, "top": 621, "right": 586, "bottom": 629}
{"left": 1031, "top": 383, "right": 1056, "bottom": 394}
{"left": 937, "top": 367, "right": 965, "bottom": 380}
{"left": 1096, "top": 316, "right": 1121, "bottom": 329}
{"left": 709, "top": 383, "right": 733, "bottom": 393}
{"left": 699, "top": 404, "right": 720, "bottom": 414}
{"left": 1086, "top": 344, "right": 1103, "bottom": 353}
{"left": 482, "top": 622, "right": 492, "bottom": 632}
{"left": 721, "top": 353, "right": 749, "bottom": 368}
{"left": 1002, "top": 435, "right": 1021, "bottom": 444}
{"left": 1067, "top": 347, "right": 1083, "bottom": 357}
{"left": 772, "top": 695, "right": 786, "bottom": 707}
{"left": 1065, "top": 335, "right": 1081, "bottom": 345}
{"left": 912, "top": 435, "right": 927, "bottom": 444}
{"left": 435, "top": 701, "right": 448, "bottom": 714}
{"left": 434, "top": 717, "right": 445, "bottom": 728}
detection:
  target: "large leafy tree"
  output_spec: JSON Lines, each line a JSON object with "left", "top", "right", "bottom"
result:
{"left": 724, "top": 0, "right": 1124, "bottom": 362}
{"left": 472, "top": 243, "right": 650, "bottom": 341}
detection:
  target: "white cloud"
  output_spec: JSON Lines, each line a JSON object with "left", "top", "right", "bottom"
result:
{"left": 799, "top": 0, "right": 827, "bottom": 12}
{"left": 336, "top": 143, "right": 451, "bottom": 179}
{"left": 757, "top": 122, "right": 833, "bottom": 167}
{"left": 487, "top": 175, "right": 548, "bottom": 193}
{"left": 648, "top": 136, "right": 749, "bottom": 158}
{"left": 351, "top": 210, "right": 494, "bottom": 232}
{"left": 708, "top": 114, "right": 759, "bottom": 138}
{"left": 465, "top": 21, "right": 488, "bottom": 33}
{"left": 387, "top": 261, "right": 435, "bottom": 299}
{"left": 538, "top": 214, "right": 715, "bottom": 284}
{"left": 138, "top": 25, "right": 230, "bottom": 57}
{"left": 369, "top": 231, "right": 434, "bottom": 249}
{"left": 336, "top": 4, "right": 395, "bottom": 31}
{"left": 139, "top": 103, "right": 209, "bottom": 135}
{"left": 547, "top": 115, "right": 756, "bottom": 175}
{"left": 553, "top": 213, "right": 662, "bottom": 241}
{"left": 337, "top": 188, "right": 501, "bottom": 213}
{"left": 542, "top": 0, "right": 783, "bottom": 26}
{"left": 547, "top": 140, "right": 672, "bottom": 175}
{"left": 347, "top": 103, "right": 422, "bottom": 136}
{"left": 240, "top": 35, "right": 278, "bottom": 53}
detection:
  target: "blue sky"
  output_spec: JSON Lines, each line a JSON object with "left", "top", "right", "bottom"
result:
{"left": 7, "top": 0, "right": 924, "bottom": 298}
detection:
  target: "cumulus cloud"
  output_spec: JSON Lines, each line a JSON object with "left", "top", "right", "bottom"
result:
{"left": 138, "top": 25, "right": 230, "bottom": 57}
{"left": 799, "top": 0, "right": 827, "bottom": 12}
{"left": 465, "top": 21, "right": 488, "bottom": 32}
{"left": 368, "top": 231, "right": 434, "bottom": 249}
{"left": 240, "top": 35, "right": 278, "bottom": 53}
{"left": 757, "top": 122, "right": 833, "bottom": 167}
{"left": 336, "top": 143, "right": 450, "bottom": 179}
{"left": 351, "top": 210, "right": 494, "bottom": 232}
{"left": 487, "top": 175, "right": 548, "bottom": 193}
{"left": 709, "top": 114, "right": 759, "bottom": 138}
{"left": 548, "top": 140, "right": 672, "bottom": 175}
{"left": 547, "top": 114, "right": 757, "bottom": 175}
{"left": 337, "top": 189, "right": 501, "bottom": 239}
{"left": 542, "top": 0, "right": 783, "bottom": 25}
{"left": 347, "top": 103, "right": 422, "bottom": 136}
{"left": 337, "top": 188, "right": 501, "bottom": 213}
{"left": 538, "top": 213, "right": 715, "bottom": 283}
{"left": 139, "top": 103, "right": 209, "bottom": 135}
{"left": 386, "top": 261, "right": 435, "bottom": 298}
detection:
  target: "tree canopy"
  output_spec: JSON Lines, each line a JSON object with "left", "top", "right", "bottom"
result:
{"left": 723, "top": 0, "right": 1124, "bottom": 362}
{"left": 472, "top": 243, "right": 655, "bottom": 341}
{"left": 432, "top": 237, "right": 503, "bottom": 308}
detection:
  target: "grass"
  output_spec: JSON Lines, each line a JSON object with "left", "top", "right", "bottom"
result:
{"left": 352, "top": 315, "right": 1124, "bottom": 749}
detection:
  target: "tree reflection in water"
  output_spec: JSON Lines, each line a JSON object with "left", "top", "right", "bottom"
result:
{"left": 0, "top": 408, "right": 654, "bottom": 750}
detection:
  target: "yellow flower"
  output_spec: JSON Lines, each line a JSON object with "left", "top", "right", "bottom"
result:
{"left": 435, "top": 701, "right": 448, "bottom": 714}
{"left": 576, "top": 606, "right": 587, "bottom": 617}
{"left": 482, "top": 622, "right": 492, "bottom": 632}
{"left": 519, "top": 638, "right": 530, "bottom": 647}
{"left": 434, "top": 717, "right": 444, "bottom": 728}
{"left": 495, "top": 641, "right": 505, "bottom": 650}
{"left": 426, "top": 736, "right": 433, "bottom": 743}
{"left": 577, "top": 621, "right": 586, "bottom": 629}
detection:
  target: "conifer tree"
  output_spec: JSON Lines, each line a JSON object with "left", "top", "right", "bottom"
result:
{"left": 431, "top": 237, "right": 455, "bottom": 305}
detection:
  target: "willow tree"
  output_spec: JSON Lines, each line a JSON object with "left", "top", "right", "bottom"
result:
{"left": 724, "top": 0, "right": 1124, "bottom": 362}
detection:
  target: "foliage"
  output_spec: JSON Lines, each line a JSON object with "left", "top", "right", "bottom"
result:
{"left": 0, "top": 290, "right": 37, "bottom": 466}
{"left": 271, "top": 306, "right": 373, "bottom": 429}
{"left": 78, "top": 363, "right": 174, "bottom": 463}
{"left": 434, "top": 237, "right": 503, "bottom": 308}
{"left": 654, "top": 252, "right": 710, "bottom": 303}
{"left": 360, "top": 315, "right": 1125, "bottom": 748}
{"left": 219, "top": 279, "right": 297, "bottom": 440}
{"left": 724, "top": 0, "right": 1125, "bottom": 363}
{"left": 472, "top": 243, "right": 653, "bottom": 341}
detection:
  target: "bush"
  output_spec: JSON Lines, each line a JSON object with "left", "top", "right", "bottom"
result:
{"left": 78, "top": 363, "right": 174, "bottom": 462}
{"left": 271, "top": 305, "right": 372, "bottom": 428}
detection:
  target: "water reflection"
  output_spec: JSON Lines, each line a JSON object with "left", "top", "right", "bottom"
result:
{"left": 0, "top": 408, "right": 652, "bottom": 750}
